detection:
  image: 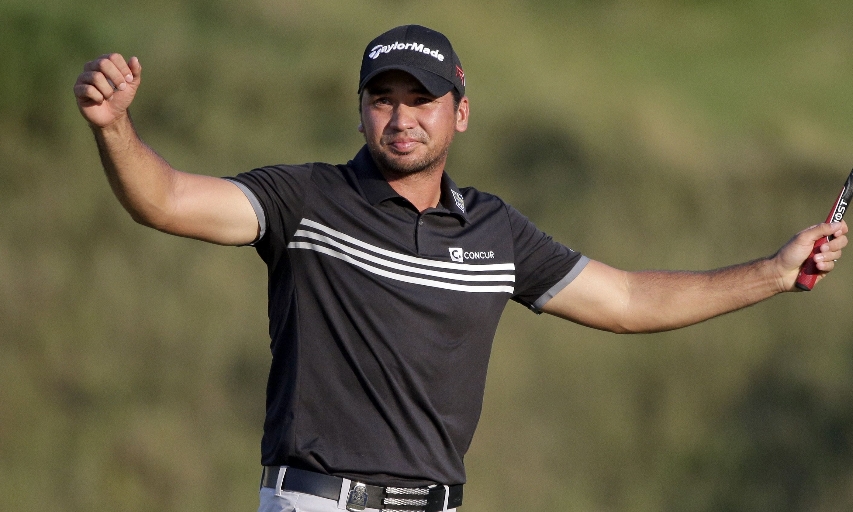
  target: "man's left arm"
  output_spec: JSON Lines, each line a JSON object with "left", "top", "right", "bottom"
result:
{"left": 541, "top": 221, "right": 848, "bottom": 333}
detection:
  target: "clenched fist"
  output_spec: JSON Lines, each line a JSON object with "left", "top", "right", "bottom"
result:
{"left": 74, "top": 53, "right": 141, "bottom": 128}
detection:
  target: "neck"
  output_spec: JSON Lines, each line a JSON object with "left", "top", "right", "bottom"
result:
{"left": 380, "top": 166, "right": 444, "bottom": 212}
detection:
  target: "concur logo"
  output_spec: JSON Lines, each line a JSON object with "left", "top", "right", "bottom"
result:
{"left": 369, "top": 41, "right": 445, "bottom": 62}
{"left": 449, "top": 247, "right": 496, "bottom": 263}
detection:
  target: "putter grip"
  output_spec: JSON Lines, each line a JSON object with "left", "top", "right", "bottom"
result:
{"left": 795, "top": 236, "right": 830, "bottom": 291}
{"left": 795, "top": 170, "right": 853, "bottom": 291}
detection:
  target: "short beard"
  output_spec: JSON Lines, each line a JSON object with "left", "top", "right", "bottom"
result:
{"left": 368, "top": 142, "right": 450, "bottom": 178}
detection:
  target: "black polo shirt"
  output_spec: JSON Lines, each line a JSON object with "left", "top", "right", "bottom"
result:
{"left": 227, "top": 146, "right": 588, "bottom": 487}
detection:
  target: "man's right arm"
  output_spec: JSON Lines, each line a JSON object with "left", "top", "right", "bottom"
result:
{"left": 74, "top": 53, "right": 260, "bottom": 246}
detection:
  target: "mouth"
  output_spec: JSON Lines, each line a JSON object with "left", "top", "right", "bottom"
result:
{"left": 383, "top": 137, "right": 424, "bottom": 154}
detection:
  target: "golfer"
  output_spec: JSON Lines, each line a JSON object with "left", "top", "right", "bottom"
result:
{"left": 74, "top": 25, "right": 847, "bottom": 512}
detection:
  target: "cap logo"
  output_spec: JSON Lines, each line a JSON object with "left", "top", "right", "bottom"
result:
{"left": 369, "top": 41, "right": 445, "bottom": 62}
{"left": 455, "top": 65, "right": 465, "bottom": 86}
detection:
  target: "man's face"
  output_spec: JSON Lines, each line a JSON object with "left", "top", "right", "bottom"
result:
{"left": 359, "top": 70, "right": 468, "bottom": 177}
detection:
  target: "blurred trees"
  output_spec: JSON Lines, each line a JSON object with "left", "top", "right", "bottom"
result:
{"left": 3, "top": 1, "right": 853, "bottom": 511}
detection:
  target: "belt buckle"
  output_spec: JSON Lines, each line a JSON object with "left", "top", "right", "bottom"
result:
{"left": 346, "top": 482, "right": 368, "bottom": 511}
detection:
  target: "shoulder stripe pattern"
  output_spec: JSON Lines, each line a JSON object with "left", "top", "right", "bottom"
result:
{"left": 288, "top": 219, "right": 515, "bottom": 294}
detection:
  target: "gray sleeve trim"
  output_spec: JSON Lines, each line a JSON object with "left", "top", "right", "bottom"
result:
{"left": 223, "top": 178, "right": 266, "bottom": 245}
{"left": 531, "top": 255, "right": 591, "bottom": 312}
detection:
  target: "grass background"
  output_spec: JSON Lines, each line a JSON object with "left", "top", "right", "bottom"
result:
{"left": 3, "top": 1, "right": 853, "bottom": 510}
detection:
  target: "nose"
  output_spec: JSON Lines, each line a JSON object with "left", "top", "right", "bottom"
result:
{"left": 389, "top": 104, "right": 417, "bottom": 131}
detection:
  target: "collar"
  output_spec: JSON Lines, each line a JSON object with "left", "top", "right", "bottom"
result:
{"left": 349, "top": 145, "right": 470, "bottom": 224}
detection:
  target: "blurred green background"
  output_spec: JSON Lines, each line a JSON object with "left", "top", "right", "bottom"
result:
{"left": 3, "top": 0, "right": 853, "bottom": 510}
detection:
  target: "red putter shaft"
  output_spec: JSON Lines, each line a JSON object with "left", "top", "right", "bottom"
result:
{"left": 795, "top": 169, "right": 853, "bottom": 291}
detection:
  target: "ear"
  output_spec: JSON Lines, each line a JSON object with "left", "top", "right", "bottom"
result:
{"left": 455, "top": 96, "right": 469, "bottom": 133}
{"left": 357, "top": 122, "right": 364, "bottom": 133}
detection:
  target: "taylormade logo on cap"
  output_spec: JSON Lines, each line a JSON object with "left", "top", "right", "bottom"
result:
{"left": 369, "top": 41, "right": 445, "bottom": 62}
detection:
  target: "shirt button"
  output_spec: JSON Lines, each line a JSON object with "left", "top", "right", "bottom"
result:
{"left": 418, "top": 219, "right": 424, "bottom": 226}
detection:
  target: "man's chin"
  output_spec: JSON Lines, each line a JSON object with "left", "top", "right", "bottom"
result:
{"left": 374, "top": 152, "right": 431, "bottom": 176}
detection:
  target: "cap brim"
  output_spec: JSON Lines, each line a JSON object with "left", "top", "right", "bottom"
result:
{"left": 358, "top": 65, "right": 455, "bottom": 98}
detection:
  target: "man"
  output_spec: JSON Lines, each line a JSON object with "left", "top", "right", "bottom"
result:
{"left": 74, "top": 25, "right": 846, "bottom": 512}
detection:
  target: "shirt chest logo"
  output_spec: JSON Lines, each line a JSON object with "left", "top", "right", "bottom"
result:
{"left": 449, "top": 247, "right": 496, "bottom": 263}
